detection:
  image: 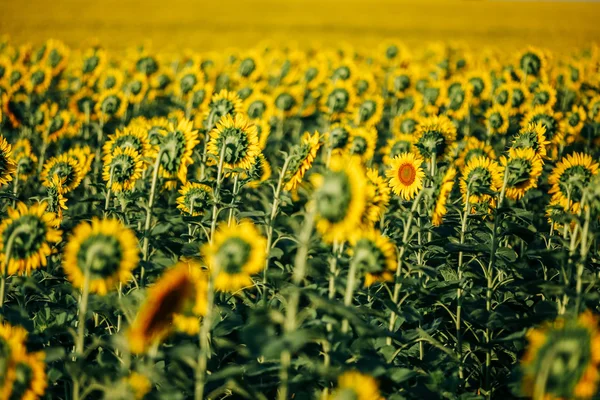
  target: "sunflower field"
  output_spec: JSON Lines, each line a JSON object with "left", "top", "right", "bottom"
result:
{"left": 1, "top": 36, "right": 600, "bottom": 400}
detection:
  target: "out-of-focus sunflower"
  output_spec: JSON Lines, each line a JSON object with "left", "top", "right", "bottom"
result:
{"left": 320, "top": 80, "right": 357, "bottom": 121}
{"left": 176, "top": 182, "right": 212, "bottom": 216}
{"left": 96, "top": 68, "right": 125, "bottom": 91}
{"left": 12, "top": 139, "right": 38, "bottom": 182}
{"left": 432, "top": 166, "right": 456, "bottom": 226}
{"left": 485, "top": 104, "right": 510, "bottom": 136}
{"left": 466, "top": 70, "right": 493, "bottom": 105}
{"left": 69, "top": 88, "right": 97, "bottom": 122}
{"left": 7, "top": 351, "right": 47, "bottom": 400}
{"left": 63, "top": 218, "right": 138, "bottom": 296}
{"left": 41, "top": 153, "right": 84, "bottom": 193}
{"left": 123, "top": 372, "right": 152, "bottom": 400}
{"left": 174, "top": 66, "right": 204, "bottom": 99}
{"left": 386, "top": 151, "right": 425, "bottom": 201}
{"left": 455, "top": 137, "right": 496, "bottom": 170}
{"left": 315, "top": 155, "right": 369, "bottom": 243}
{"left": 46, "top": 175, "right": 68, "bottom": 223}
{"left": 393, "top": 111, "right": 420, "bottom": 136}
{"left": 171, "top": 259, "right": 209, "bottom": 335}
{"left": 353, "top": 69, "right": 378, "bottom": 97}
{"left": 78, "top": 47, "right": 107, "bottom": 83}
{"left": 233, "top": 51, "right": 264, "bottom": 82}
{"left": 0, "top": 322, "right": 28, "bottom": 400}
{"left": 40, "top": 39, "right": 70, "bottom": 75}
{"left": 0, "top": 135, "right": 16, "bottom": 187}
{"left": 24, "top": 65, "right": 52, "bottom": 94}
{"left": 155, "top": 119, "right": 199, "bottom": 188}
{"left": 516, "top": 47, "right": 548, "bottom": 79}
{"left": 588, "top": 96, "right": 600, "bottom": 123}
{"left": 329, "top": 370, "right": 384, "bottom": 400}
{"left": 353, "top": 95, "right": 384, "bottom": 126}
{"left": 128, "top": 263, "right": 197, "bottom": 353}
{"left": 530, "top": 82, "right": 557, "bottom": 109}
{"left": 45, "top": 109, "right": 77, "bottom": 143}
{"left": 0, "top": 202, "right": 61, "bottom": 276}
{"left": 273, "top": 85, "right": 303, "bottom": 118}
{"left": 95, "top": 89, "right": 129, "bottom": 120}
{"left": 251, "top": 117, "right": 271, "bottom": 150}
{"left": 325, "top": 123, "right": 353, "bottom": 156}
{"left": 511, "top": 122, "right": 550, "bottom": 160}
{"left": 520, "top": 311, "right": 600, "bottom": 400}
{"left": 202, "top": 220, "right": 267, "bottom": 293}
{"left": 460, "top": 156, "right": 504, "bottom": 206}
{"left": 521, "top": 106, "right": 564, "bottom": 148}
{"left": 561, "top": 105, "right": 587, "bottom": 142}
{"left": 284, "top": 131, "right": 321, "bottom": 192}
{"left": 125, "top": 73, "right": 150, "bottom": 104}
{"left": 67, "top": 146, "right": 94, "bottom": 177}
{"left": 501, "top": 147, "right": 543, "bottom": 201}
{"left": 204, "top": 89, "right": 243, "bottom": 127}
{"left": 103, "top": 125, "right": 152, "bottom": 164}
{"left": 414, "top": 115, "right": 457, "bottom": 161}
{"left": 243, "top": 153, "right": 271, "bottom": 189}
{"left": 349, "top": 228, "right": 396, "bottom": 287}
{"left": 381, "top": 133, "right": 415, "bottom": 166}
{"left": 444, "top": 78, "right": 472, "bottom": 120}
{"left": 207, "top": 113, "right": 260, "bottom": 171}
{"left": 388, "top": 66, "right": 415, "bottom": 96}
{"left": 420, "top": 80, "right": 445, "bottom": 115}
{"left": 364, "top": 168, "right": 391, "bottom": 225}
{"left": 243, "top": 92, "right": 274, "bottom": 121}
{"left": 103, "top": 147, "right": 144, "bottom": 193}
{"left": 347, "top": 126, "right": 377, "bottom": 164}
{"left": 548, "top": 152, "right": 599, "bottom": 210}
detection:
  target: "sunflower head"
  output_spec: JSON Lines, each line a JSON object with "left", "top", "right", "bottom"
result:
{"left": 512, "top": 122, "right": 549, "bottom": 159}
{"left": 354, "top": 96, "right": 384, "bottom": 126}
{"left": 7, "top": 351, "right": 47, "bottom": 400}
{"left": 364, "top": 168, "right": 391, "bottom": 226}
{"left": 517, "top": 47, "right": 547, "bottom": 78}
{"left": 414, "top": 115, "right": 457, "bottom": 160}
{"left": 206, "top": 89, "right": 243, "bottom": 125}
{"left": 460, "top": 156, "right": 504, "bottom": 204}
{"left": 321, "top": 80, "right": 356, "bottom": 120}
{"left": 103, "top": 147, "right": 144, "bottom": 193}
{"left": 522, "top": 106, "right": 563, "bottom": 146}
{"left": 548, "top": 152, "right": 599, "bottom": 209}
{"left": 350, "top": 229, "right": 397, "bottom": 287}
{"left": 177, "top": 182, "right": 212, "bottom": 216}
{"left": 284, "top": 131, "right": 321, "bottom": 192}
{"left": 207, "top": 113, "right": 261, "bottom": 171}
{"left": 95, "top": 90, "right": 128, "bottom": 119}
{"left": 386, "top": 152, "right": 425, "bottom": 201}
{"left": 331, "top": 370, "right": 384, "bottom": 400}
{"left": 326, "top": 123, "right": 352, "bottom": 151}
{"left": 0, "top": 135, "right": 16, "bottom": 187}
{"left": 502, "top": 147, "right": 544, "bottom": 201}
{"left": 157, "top": 119, "right": 200, "bottom": 185}
{"left": 485, "top": 104, "right": 510, "bottom": 136}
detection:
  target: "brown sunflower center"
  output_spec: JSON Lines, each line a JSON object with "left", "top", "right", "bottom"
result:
{"left": 398, "top": 163, "right": 416, "bottom": 186}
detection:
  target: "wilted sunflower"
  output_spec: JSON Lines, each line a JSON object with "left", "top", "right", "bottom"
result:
{"left": 455, "top": 137, "right": 496, "bottom": 170}
{"left": 521, "top": 311, "right": 600, "bottom": 400}
{"left": 315, "top": 155, "right": 368, "bottom": 243}
{"left": 156, "top": 119, "right": 199, "bottom": 187}
{"left": 41, "top": 153, "right": 84, "bottom": 193}
{"left": 512, "top": 122, "right": 550, "bottom": 159}
{"left": 364, "top": 168, "right": 391, "bottom": 225}
{"left": 414, "top": 115, "right": 457, "bottom": 161}
{"left": 0, "top": 322, "right": 28, "bottom": 400}
{"left": 432, "top": 166, "right": 456, "bottom": 226}
{"left": 0, "top": 202, "right": 61, "bottom": 276}
{"left": 95, "top": 89, "right": 129, "bottom": 120}
{"left": 0, "top": 135, "right": 16, "bottom": 187}
{"left": 176, "top": 182, "right": 212, "bottom": 216}
{"left": 284, "top": 131, "right": 321, "bottom": 192}
{"left": 485, "top": 104, "right": 510, "bottom": 136}
{"left": 347, "top": 126, "right": 377, "bottom": 164}
{"left": 207, "top": 113, "right": 261, "bottom": 171}
{"left": 202, "top": 220, "right": 267, "bottom": 293}
{"left": 204, "top": 89, "right": 243, "bottom": 127}
{"left": 521, "top": 106, "right": 563, "bottom": 147}
{"left": 386, "top": 152, "right": 425, "bottom": 201}
{"left": 7, "top": 351, "right": 47, "bottom": 400}
{"left": 320, "top": 80, "right": 357, "bottom": 121}
{"left": 501, "top": 147, "right": 543, "bottom": 201}
{"left": 128, "top": 263, "right": 197, "bottom": 353}
{"left": 63, "top": 218, "right": 139, "bottom": 295}
{"left": 460, "top": 156, "right": 504, "bottom": 205}
{"left": 353, "top": 95, "right": 384, "bottom": 126}
{"left": 102, "top": 125, "right": 152, "bottom": 164}
{"left": 548, "top": 152, "right": 599, "bottom": 210}
{"left": 330, "top": 370, "right": 384, "bottom": 400}
{"left": 349, "top": 229, "right": 397, "bottom": 287}
{"left": 103, "top": 147, "right": 144, "bottom": 193}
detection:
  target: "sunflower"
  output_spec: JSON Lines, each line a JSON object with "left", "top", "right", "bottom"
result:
{"left": 24, "top": 65, "right": 52, "bottom": 94}
{"left": 504, "top": 82, "right": 530, "bottom": 115}
{"left": 521, "top": 106, "right": 564, "bottom": 147}
{"left": 124, "top": 372, "right": 152, "bottom": 400}
{"left": 243, "top": 92, "right": 274, "bottom": 121}
{"left": 320, "top": 80, "right": 357, "bottom": 121}
{"left": 63, "top": 218, "right": 139, "bottom": 295}
{"left": 325, "top": 123, "right": 353, "bottom": 155}
{"left": 155, "top": 119, "right": 199, "bottom": 188}
{"left": 455, "top": 137, "right": 496, "bottom": 170}
{"left": 273, "top": 85, "right": 303, "bottom": 118}
{"left": 128, "top": 263, "right": 199, "bottom": 353}
{"left": 414, "top": 115, "right": 457, "bottom": 161}
{"left": 425, "top": 165, "right": 455, "bottom": 228}
{"left": 207, "top": 113, "right": 261, "bottom": 171}
{"left": 7, "top": 351, "right": 47, "bottom": 400}
{"left": 252, "top": 117, "right": 271, "bottom": 149}
{"left": 530, "top": 82, "right": 557, "bottom": 109}
{"left": 69, "top": 88, "right": 97, "bottom": 122}
{"left": 420, "top": 80, "right": 445, "bottom": 115}
{"left": 283, "top": 131, "right": 321, "bottom": 192}
{"left": 233, "top": 51, "right": 264, "bottom": 82}
{"left": 96, "top": 68, "right": 125, "bottom": 91}
{"left": 40, "top": 39, "right": 70, "bottom": 75}
{"left": 587, "top": 96, "right": 600, "bottom": 124}
{"left": 387, "top": 66, "right": 415, "bottom": 95}
{"left": 95, "top": 89, "right": 129, "bottom": 120}
{"left": 347, "top": 126, "right": 377, "bottom": 164}
{"left": 173, "top": 260, "right": 209, "bottom": 335}
{"left": 349, "top": 229, "right": 397, "bottom": 287}
{"left": 501, "top": 147, "right": 544, "bottom": 201}
{"left": 521, "top": 311, "right": 600, "bottom": 400}
{"left": 243, "top": 153, "right": 272, "bottom": 189}
{"left": 466, "top": 70, "right": 493, "bottom": 105}
{"left": 353, "top": 95, "right": 384, "bottom": 126}
{"left": 330, "top": 371, "right": 384, "bottom": 400}
{"left": 0, "top": 202, "right": 61, "bottom": 276}
{"left": 102, "top": 125, "right": 152, "bottom": 164}
{"left": 67, "top": 146, "right": 94, "bottom": 177}
{"left": 46, "top": 175, "right": 68, "bottom": 223}
{"left": 516, "top": 47, "right": 548, "bottom": 79}
{"left": 511, "top": 122, "right": 550, "bottom": 160}
{"left": 485, "top": 104, "right": 510, "bottom": 136}
{"left": 561, "top": 105, "right": 587, "bottom": 142}
{"left": 204, "top": 89, "right": 243, "bottom": 127}
{"left": 444, "top": 78, "right": 472, "bottom": 120}
{"left": 386, "top": 152, "right": 426, "bottom": 201}
{"left": 0, "top": 322, "right": 28, "bottom": 400}
{"left": 0, "top": 135, "right": 16, "bottom": 187}
{"left": 45, "top": 110, "right": 77, "bottom": 143}
{"left": 381, "top": 133, "right": 416, "bottom": 165}
{"left": 364, "top": 168, "right": 391, "bottom": 226}
{"left": 77, "top": 47, "right": 107, "bottom": 83}
{"left": 548, "top": 152, "right": 599, "bottom": 210}
{"left": 202, "top": 220, "right": 267, "bottom": 293}
{"left": 174, "top": 66, "right": 204, "bottom": 99}
{"left": 176, "top": 182, "right": 212, "bottom": 216}
{"left": 460, "top": 156, "right": 504, "bottom": 205}
{"left": 103, "top": 147, "right": 144, "bottom": 193}
{"left": 125, "top": 73, "right": 150, "bottom": 104}
{"left": 12, "top": 139, "right": 38, "bottom": 181}
{"left": 41, "top": 154, "right": 84, "bottom": 193}
{"left": 315, "top": 155, "right": 369, "bottom": 243}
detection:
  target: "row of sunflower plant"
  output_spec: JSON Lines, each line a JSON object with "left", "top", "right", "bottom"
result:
{"left": 1, "top": 37, "right": 600, "bottom": 400}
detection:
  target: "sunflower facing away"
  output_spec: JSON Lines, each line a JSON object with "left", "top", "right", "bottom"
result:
{"left": 432, "top": 166, "right": 457, "bottom": 226}
{"left": 156, "top": 119, "right": 199, "bottom": 188}
{"left": 460, "top": 156, "right": 504, "bottom": 206}
{"left": 349, "top": 228, "right": 397, "bottom": 287}
{"left": 347, "top": 126, "right": 377, "bottom": 164}
{"left": 176, "top": 182, "right": 212, "bottom": 216}
{"left": 102, "top": 125, "right": 152, "bottom": 165}
{"left": 202, "top": 220, "right": 267, "bottom": 293}
{"left": 330, "top": 370, "right": 384, "bottom": 400}
{"left": 0, "top": 135, "right": 16, "bottom": 187}
{"left": 386, "top": 152, "right": 426, "bottom": 201}
{"left": 485, "top": 104, "right": 510, "bottom": 136}
{"left": 207, "top": 113, "right": 261, "bottom": 171}
{"left": 284, "top": 131, "right": 321, "bottom": 192}
{"left": 512, "top": 122, "right": 550, "bottom": 160}
{"left": 455, "top": 136, "right": 496, "bottom": 170}
{"left": 204, "top": 89, "right": 243, "bottom": 127}
{"left": 548, "top": 152, "right": 599, "bottom": 210}
{"left": 62, "top": 218, "right": 139, "bottom": 295}
{"left": 172, "top": 259, "right": 209, "bottom": 335}
{"left": 102, "top": 147, "right": 144, "bottom": 193}
{"left": 414, "top": 115, "right": 457, "bottom": 161}
{"left": 520, "top": 311, "right": 600, "bottom": 400}
{"left": 0, "top": 202, "right": 62, "bottom": 276}
{"left": 364, "top": 168, "right": 391, "bottom": 226}
{"left": 501, "top": 147, "right": 544, "bottom": 201}
{"left": 7, "top": 350, "right": 47, "bottom": 400}
{"left": 41, "top": 153, "right": 85, "bottom": 193}
{"left": 0, "top": 322, "right": 28, "bottom": 400}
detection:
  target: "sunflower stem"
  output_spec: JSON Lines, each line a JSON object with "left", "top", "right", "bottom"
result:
{"left": 387, "top": 189, "right": 424, "bottom": 346}
{"left": 209, "top": 141, "right": 227, "bottom": 244}
{"left": 0, "top": 224, "right": 28, "bottom": 318}
{"left": 141, "top": 149, "right": 164, "bottom": 285}
{"left": 456, "top": 188, "right": 470, "bottom": 382}
{"left": 227, "top": 174, "right": 240, "bottom": 227}
{"left": 72, "top": 266, "right": 90, "bottom": 400}
{"left": 12, "top": 172, "right": 19, "bottom": 205}
{"left": 341, "top": 258, "right": 358, "bottom": 334}
{"left": 200, "top": 110, "right": 217, "bottom": 181}
{"left": 575, "top": 195, "right": 591, "bottom": 314}
{"left": 195, "top": 272, "right": 215, "bottom": 400}
{"left": 104, "top": 166, "right": 114, "bottom": 213}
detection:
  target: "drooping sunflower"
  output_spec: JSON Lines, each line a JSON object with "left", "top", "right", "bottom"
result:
{"left": 501, "top": 147, "right": 544, "bottom": 201}
{"left": 320, "top": 80, "right": 357, "bottom": 121}
{"left": 62, "top": 218, "right": 139, "bottom": 295}
{"left": 432, "top": 166, "right": 457, "bottom": 226}
{"left": 455, "top": 137, "right": 496, "bottom": 170}
{"left": 176, "top": 182, "right": 212, "bottom": 216}
{"left": 0, "top": 202, "right": 62, "bottom": 276}
{"left": 7, "top": 351, "right": 47, "bottom": 400}
{"left": 364, "top": 168, "right": 391, "bottom": 226}
{"left": 353, "top": 95, "right": 384, "bottom": 126}
{"left": 548, "top": 152, "right": 599, "bottom": 209}
{"left": 202, "top": 220, "right": 267, "bottom": 293}
{"left": 95, "top": 89, "right": 129, "bottom": 120}
{"left": 485, "top": 104, "right": 510, "bottom": 136}
{"left": 207, "top": 113, "right": 261, "bottom": 171}
{"left": 521, "top": 106, "right": 564, "bottom": 147}
{"left": 511, "top": 122, "right": 550, "bottom": 160}
{"left": 520, "top": 311, "right": 600, "bottom": 400}
{"left": 0, "top": 322, "right": 28, "bottom": 400}
{"left": 284, "top": 131, "right": 321, "bottom": 192}
{"left": 330, "top": 370, "right": 384, "bottom": 400}
{"left": 349, "top": 229, "right": 397, "bottom": 287}
{"left": 155, "top": 119, "right": 199, "bottom": 188}
{"left": 128, "top": 263, "right": 197, "bottom": 353}
{"left": 315, "top": 155, "right": 369, "bottom": 243}
{"left": 381, "top": 133, "right": 416, "bottom": 165}
{"left": 103, "top": 147, "right": 144, "bottom": 193}
{"left": 460, "top": 156, "right": 504, "bottom": 206}
{"left": 0, "top": 135, "right": 16, "bottom": 187}
{"left": 204, "top": 89, "right": 243, "bottom": 127}
{"left": 102, "top": 125, "right": 152, "bottom": 164}
{"left": 386, "top": 152, "right": 426, "bottom": 201}
{"left": 414, "top": 115, "right": 457, "bottom": 161}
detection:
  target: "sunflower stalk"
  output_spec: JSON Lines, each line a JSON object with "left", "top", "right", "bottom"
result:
{"left": 209, "top": 141, "right": 227, "bottom": 243}
{"left": 104, "top": 166, "right": 114, "bottom": 212}
{"left": 0, "top": 224, "right": 28, "bottom": 317}
{"left": 141, "top": 149, "right": 164, "bottom": 285}
{"left": 200, "top": 110, "right": 217, "bottom": 181}
{"left": 227, "top": 174, "right": 240, "bottom": 227}
{"left": 72, "top": 266, "right": 91, "bottom": 400}
{"left": 341, "top": 257, "right": 359, "bottom": 334}
{"left": 387, "top": 189, "right": 424, "bottom": 346}
{"left": 456, "top": 188, "right": 470, "bottom": 382}
{"left": 194, "top": 272, "right": 215, "bottom": 400}
{"left": 575, "top": 195, "right": 591, "bottom": 314}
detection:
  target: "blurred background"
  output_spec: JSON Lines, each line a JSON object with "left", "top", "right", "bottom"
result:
{"left": 2, "top": 0, "right": 600, "bottom": 51}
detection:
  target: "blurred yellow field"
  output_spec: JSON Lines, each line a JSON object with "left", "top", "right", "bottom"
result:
{"left": 2, "top": 0, "right": 600, "bottom": 51}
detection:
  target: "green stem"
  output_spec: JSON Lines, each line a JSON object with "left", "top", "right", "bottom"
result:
{"left": 456, "top": 189, "right": 470, "bottom": 382}
{"left": 195, "top": 272, "right": 215, "bottom": 400}
{"left": 0, "top": 225, "right": 28, "bottom": 318}
{"left": 341, "top": 258, "right": 358, "bottom": 334}
{"left": 209, "top": 143, "right": 227, "bottom": 243}
{"left": 104, "top": 166, "right": 114, "bottom": 212}
{"left": 72, "top": 266, "right": 91, "bottom": 400}
{"left": 575, "top": 196, "right": 591, "bottom": 313}
{"left": 227, "top": 174, "right": 240, "bottom": 227}
{"left": 141, "top": 150, "right": 164, "bottom": 285}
